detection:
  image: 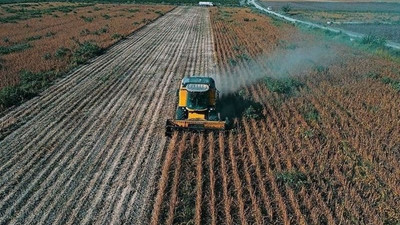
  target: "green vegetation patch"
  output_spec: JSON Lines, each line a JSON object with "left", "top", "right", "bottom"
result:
{"left": 243, "top": 104, "right": 263, "bottom": 119}
{"left": 54, "top": 47, "right": 70, "bottom": 58}
{"left": 361, "top": 35, "right": 387, "bottom": 48}
{"left": 237, "top": 53, "right": 250, "bottom": 61}
{"left": 72, "top": 41, "right": 103, "bottom": 65}
{"left": 228, "top": 58, "right": 237, "bottom": 66}
{"left": 264, "top": 76, "right": 303, "bottom": 95}
{"left": 81, "top": 27, "right": 109, "bottom": 36}
{"left": 155, "top": 10, "right": 165, "bottom": 16}
{"left": 0, "top": 40, "right": 103, "bottom": 109}
{"left": 94, "top": 26, "right": 109, "bottom": 35}
{"left": 381, "top": 77, "right": 400, "bottom": 92}
{"left": 43, "top": 52, "right": 51, "bottom": 60}
{"left": 45, "top": 31, "right": 56, "bottom": 37}
{"left": 281, "top": 4, "right": 292, "bottom": 14}
{"left": 304, "top": 107, "right": 320, "bottom": 123}
{"left": 111, "top": 33, "right": 122, "bottom": 40}
{"left": 300, "top": 103, "right": 321, "bottom": 124}
{"left": 26, "top": 35, "right": 42, "bottom": 41}
{"left": 313, "top": 65, "right": 329, "bottom": 74}
{"left": 275, "top": 170, "right": 309, "bottom": 189}
{"left": 0, "top": 4, "right": 92, "bottom": 23}
{"left": 0, "top": 70, "right": 57, "bottom": 107}
{"left": 127, "top": 8, "right": 140, "bottom": 13}
{"left": 0, "top": 43, "right": 32, "bottom": 55}
{"left": 80, "top": 15, "right": 94, "bottom": 22}
{"left": 101, "top": 14, "right": 111, "bottom": 20}
{"left": 364, "top": 72, "right": 400, "bottom": 92}
{"left": 0, "top": 58, "right": 4, "bottom": 70}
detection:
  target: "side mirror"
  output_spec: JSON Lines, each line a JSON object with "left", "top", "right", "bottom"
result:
{"left": 176, "top": 89, "right": 179, "bottom": 97}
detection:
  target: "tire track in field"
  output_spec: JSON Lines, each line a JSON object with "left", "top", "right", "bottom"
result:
{"left": 0, "top": 6, "right": 215, "bottom": 224}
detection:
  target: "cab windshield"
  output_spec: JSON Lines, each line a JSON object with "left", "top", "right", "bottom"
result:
{"left": 187, "top": 91, "right": 208, "bottom": 110}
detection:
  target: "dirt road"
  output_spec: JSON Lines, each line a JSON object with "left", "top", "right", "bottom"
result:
{"left": 0, "top": 7, "right": 215, "bottom": 224}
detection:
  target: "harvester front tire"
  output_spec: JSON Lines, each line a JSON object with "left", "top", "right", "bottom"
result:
{"left": 208, "top": 111, "right": 218, "bottom": 121}
{"left": 176, "top": 107, "right": 187, "bottom": 120}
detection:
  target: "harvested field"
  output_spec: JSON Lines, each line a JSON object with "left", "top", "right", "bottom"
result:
{"left": 0, "top": 2, "right": 174, "bottom": 89}
{"left": 0, "top": 6, "right": 215, "bottom": 224}
{"left": 1, "top": 5, "right": 400, "bottom": 225}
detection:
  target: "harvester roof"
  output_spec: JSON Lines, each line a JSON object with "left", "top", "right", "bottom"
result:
{"left": 181, "top": 76, "right": 215, "bottom": 89}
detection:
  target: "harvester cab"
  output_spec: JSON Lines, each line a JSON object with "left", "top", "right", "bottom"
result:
{"left": 165, "top": 76, "right": 226, "bottom": 136}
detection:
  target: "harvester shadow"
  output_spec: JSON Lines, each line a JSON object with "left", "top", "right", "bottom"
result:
{"left": 218, "top": 93, "right": 264, "bottom": 122}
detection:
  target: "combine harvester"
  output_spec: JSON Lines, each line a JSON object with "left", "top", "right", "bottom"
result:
{"left": 165, "top": 76, "right": 226, "bottom": 136}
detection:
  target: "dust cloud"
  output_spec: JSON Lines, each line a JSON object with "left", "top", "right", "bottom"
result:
{"left": 212, "top": 43, "right": 337, "bottom": 96}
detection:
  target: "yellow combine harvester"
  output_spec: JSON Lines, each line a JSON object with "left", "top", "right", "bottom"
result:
{"left": 165, "top": 76, "right": 226, "bottom": 136}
